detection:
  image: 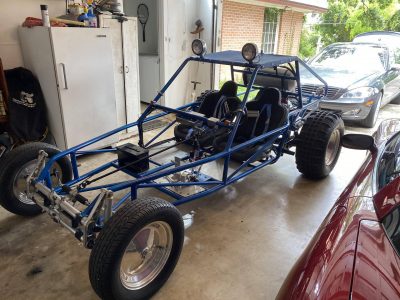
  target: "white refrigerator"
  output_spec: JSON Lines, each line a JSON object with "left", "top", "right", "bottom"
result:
{"left": 19, "top": 26, "right": 118, "bottom": 150}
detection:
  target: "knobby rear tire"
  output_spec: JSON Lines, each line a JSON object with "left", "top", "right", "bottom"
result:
{"left": 295, "top": 110, "right": 344, "bottom": 179}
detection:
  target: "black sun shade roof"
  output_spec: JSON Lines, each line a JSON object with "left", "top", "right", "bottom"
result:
{"left": 191, "top": 50, "right": 299, "bottom": 68}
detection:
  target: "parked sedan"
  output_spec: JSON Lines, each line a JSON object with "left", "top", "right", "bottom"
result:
{"left": 302, "top": 42, "right": 400, "bottom": 127}
{"left": 277, "top": 119, "right": 400, "bottom": 299}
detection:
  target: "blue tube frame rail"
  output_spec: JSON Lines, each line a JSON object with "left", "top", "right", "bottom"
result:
{"left": 35, "top": 54, "right": 327, "bottom": 220}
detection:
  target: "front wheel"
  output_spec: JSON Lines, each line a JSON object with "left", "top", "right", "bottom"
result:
{"left": 0, "top": 142, "right": 72, "bottom": 216}
{"left": 295, "top": 110, "right": 344, "bottom": 179}
{"left": 89, "top": 197, "right": 184, "bottom": 300}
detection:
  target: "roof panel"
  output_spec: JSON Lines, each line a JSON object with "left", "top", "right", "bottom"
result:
{"left": 194, "top": 50, "right": 298, "bottom": 68}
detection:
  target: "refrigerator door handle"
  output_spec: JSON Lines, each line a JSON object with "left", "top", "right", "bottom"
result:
{"left": 60, "top": 63, "right": 68, "bottom": 89}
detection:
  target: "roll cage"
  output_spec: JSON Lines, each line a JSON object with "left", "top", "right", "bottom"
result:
{"left": 33, "top": 50, "right": 328, "bottom": 226}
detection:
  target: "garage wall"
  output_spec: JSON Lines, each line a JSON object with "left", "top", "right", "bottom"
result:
{"left": 0, "top": 0, "right": 66, "bottom": 69}
{"left": 124, "top": 0, "right": 159, "bottom": 55}
{"left": 161, "top": 0, "right": 214, "bottom": 108}
{"left": 189, "top": 0, "right": 213, "bottom": 94}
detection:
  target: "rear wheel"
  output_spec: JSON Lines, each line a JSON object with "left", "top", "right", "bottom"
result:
{"left": 295, "top": 110, "right": 344, "bottom": 179}
{"left": 0, "top": 142, "right": 72, "bottom": 216}
{"left": 89, "top": 197, "right": 184, "bottom": 300}
{"left": 194, "top": 90, "right": 215, "bottom": 106}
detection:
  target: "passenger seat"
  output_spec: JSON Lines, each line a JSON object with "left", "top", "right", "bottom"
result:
{"left": 174, "top": 81, "right": 240, "bottom": 146}
{"left": 214, "top": 87, "right": 288, "bottom": 162}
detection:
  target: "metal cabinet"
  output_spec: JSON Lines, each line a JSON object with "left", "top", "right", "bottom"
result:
{"left": 19, "top": 26, "right": 118, "bottom": 150}
{"left": 99, "top": 15, "right": 141, "bottom": 128}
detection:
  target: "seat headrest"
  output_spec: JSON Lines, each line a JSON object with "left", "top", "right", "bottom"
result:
{"left": 243, "top": 67, "right": 297, "bottom": 92}
{"left": 219, "top": 80, "right": 238, "bottom": 97}
{"left": 253, "top": 87, "right": 282, "bottom": 105}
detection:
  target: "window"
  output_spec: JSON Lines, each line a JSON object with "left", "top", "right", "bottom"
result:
{"left": 383, "top": 206, "right": 400, "bottom": 256}
{"left": 311, "top": 44, "right": 386, "bottom": 73}
{"left": 377, "top": 132, "right": 400, "bottom": 257}
{"left": 377, "top": 132, "right": 400, "bottom": 191}
{"left": 261, "top": 9, "right": 279, "bottom": 54}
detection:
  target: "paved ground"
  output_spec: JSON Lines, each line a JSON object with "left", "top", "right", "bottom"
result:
{"left": 0, "top": 104, "right": 399, "bottom": 300}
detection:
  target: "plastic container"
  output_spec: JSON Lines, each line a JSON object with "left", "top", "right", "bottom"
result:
{"left": 87, "top": 5, "right": 98, "bottom": 28}
{"left": 40, "top": 4, "right": 50, "bottom": 27}
{"left": 78, "top": 7, "right": 89, "bottom": 24}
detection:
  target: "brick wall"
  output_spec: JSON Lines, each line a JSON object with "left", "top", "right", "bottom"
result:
{"left": 221, "top": 1, "right": 264, "bottom": 52}
{"left": 219, "top": 1, "right": 304, "bottom": 81}
{"left": 276, "top": 10, "right": 304, "bottom": 55}
{"left": 220, "top": 0, "right": 264, "bottom": 81}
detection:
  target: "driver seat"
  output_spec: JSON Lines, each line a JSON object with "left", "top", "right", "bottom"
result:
{"left": 214, "top": 87, "right": 288, "bottom": 162}
{"left": 174, "top": 81, "right": 240, "bottom": 146}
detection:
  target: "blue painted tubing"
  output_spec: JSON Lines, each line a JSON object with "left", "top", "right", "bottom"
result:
{"left": 111, "top": 192, "right": 132, "bottom": 212}
{"left": 34, "top": 53, "right": 328, "bottom": 214}
{"left": 144, "top": 120, "right": 177, "bottom": 148}
{"left": 76, "top": 149, "right": 118, "bottom": 155}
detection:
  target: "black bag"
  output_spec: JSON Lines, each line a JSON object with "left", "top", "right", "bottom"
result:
{"left": 5, "top": 67, "right": 47, "bottom": 141}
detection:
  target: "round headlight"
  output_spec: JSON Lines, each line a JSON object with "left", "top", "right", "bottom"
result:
{"left": 242, "top": 43, "right": 258, "bottom": 62}
{"left": 192, "top": 39, "right": 207, "bottom": 56}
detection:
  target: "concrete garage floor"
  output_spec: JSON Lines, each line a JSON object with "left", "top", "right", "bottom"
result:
{"left": 0, "top": 104, "right": 399, "bottom": 300}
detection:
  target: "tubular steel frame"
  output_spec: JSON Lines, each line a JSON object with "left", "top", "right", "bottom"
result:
{"left": 34, "top": 54, "right": 327, "bottom": 221}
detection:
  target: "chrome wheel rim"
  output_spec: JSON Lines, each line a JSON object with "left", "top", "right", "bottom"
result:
{"left": 120, "top": 221, "right": 173, "bottom": 290}
{"left": 12, "top": 160, "right": 63, "bottom": 205}
{"left": 325, "top": 129, "right": 341, "bottom": 166}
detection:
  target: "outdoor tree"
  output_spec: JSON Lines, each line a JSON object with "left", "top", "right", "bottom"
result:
{"left": 299, "top": 28, "right": 320, "bottom": 58}
{"left": 301, "top": 0, "right": 399, "bottom": 56}
{"left": 388, "top": 9, "right": 400, "bottom": 30}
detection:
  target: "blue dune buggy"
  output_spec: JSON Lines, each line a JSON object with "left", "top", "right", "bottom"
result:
{"left": 0, "top": 41, "right": 344, "bottom": 300}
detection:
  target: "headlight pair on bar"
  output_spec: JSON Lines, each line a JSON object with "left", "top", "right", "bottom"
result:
{"left": 192, "top": 39, "right": 260, "bottom": 63}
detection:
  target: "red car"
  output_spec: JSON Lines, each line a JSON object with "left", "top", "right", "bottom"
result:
{"left": 277, "top": 119, "right": 400, "bottom": 299}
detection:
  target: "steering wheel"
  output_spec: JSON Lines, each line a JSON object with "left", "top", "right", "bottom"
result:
{"left": 227, "top": 107, "right": 248, "bottom": 125}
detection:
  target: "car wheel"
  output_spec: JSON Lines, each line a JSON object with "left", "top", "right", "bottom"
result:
{"left": 295, "top": 110, "right": 344, "bottom": 179}
{"left": 0, "top": 134, "right": 12, "bottom": 160}
{"left": 0, "top": 142, "right": 72, "bottom": 216}
{"left": 89, "top": 197, "right": 184, "bottom": 300}
{"left": 359, "top": 93, "right": 382, "bottom": 128}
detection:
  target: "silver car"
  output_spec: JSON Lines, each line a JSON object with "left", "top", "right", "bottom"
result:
{"left": 302, "top": 40, "right": 400, "bottom": 128}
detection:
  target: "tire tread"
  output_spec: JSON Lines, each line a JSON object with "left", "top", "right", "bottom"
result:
{"left": 89, "top": 197, "right": 184, "bottom": 300}
{"left": 295, "top": 110, "right": 344, "bottom": 179}
{"left": 0, "top": 142, "right": 72, "bottom": 216}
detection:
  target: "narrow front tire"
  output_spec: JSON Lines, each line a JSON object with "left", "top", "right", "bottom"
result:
{"left": 0, "top": 142, "right": 72, "bottom": 216}
{"left": 89, "top": 197, "right": 184, "bottom": 300}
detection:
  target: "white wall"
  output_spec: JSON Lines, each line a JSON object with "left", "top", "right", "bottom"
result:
{"left": 191, "top": 0, "right": 213, "bottom": 92}
{"left": 159, "top": 0, "right": 214, "bottom": 108}
{"left": 0, "top": 0, "right": 66, "bottom": 69}
{"left": 124, "top": 0, "right": 158, "bottom": 54}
